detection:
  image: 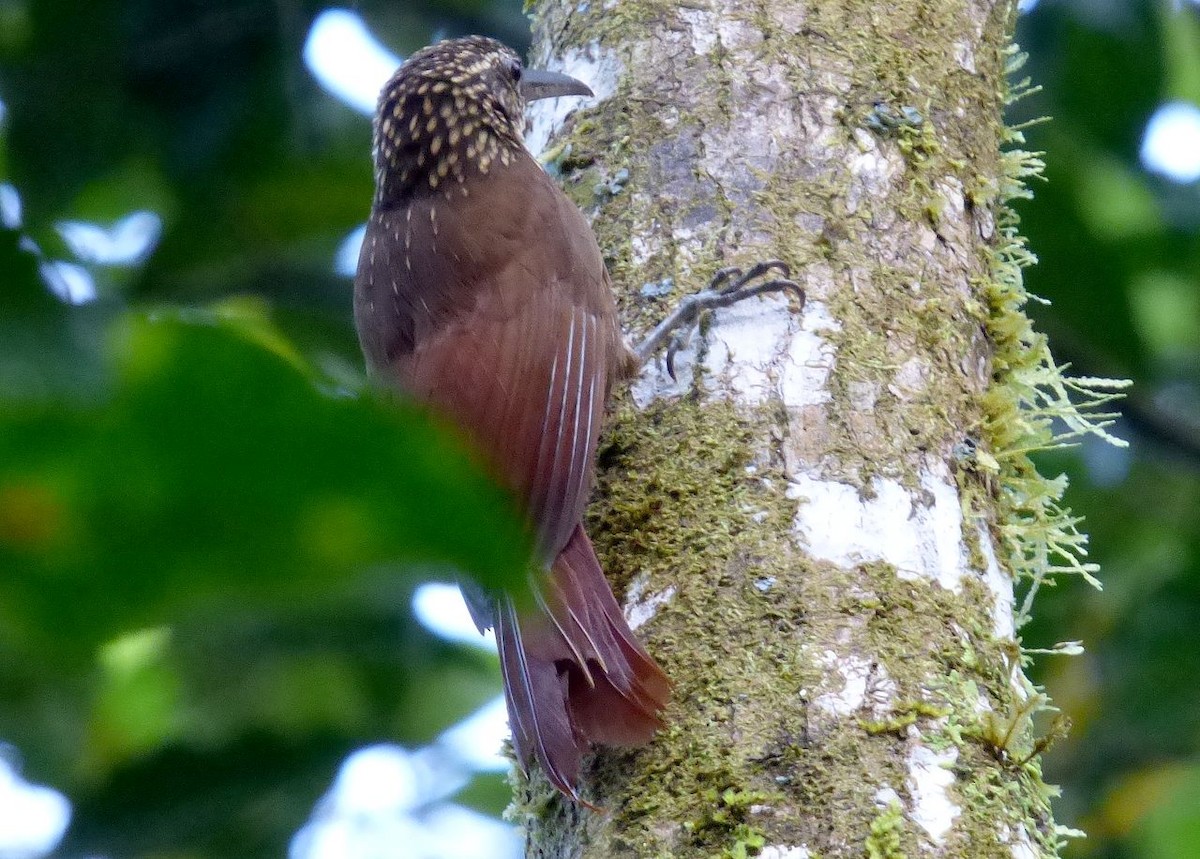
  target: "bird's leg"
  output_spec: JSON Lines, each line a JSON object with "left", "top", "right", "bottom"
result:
{"left": 632, "top": 260, "right": 805, "bottom": 379}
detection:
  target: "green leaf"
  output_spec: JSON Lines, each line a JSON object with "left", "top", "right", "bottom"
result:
{"left": 0, "top": 303, "right": 532, "bottom": 665}
{"left": 1134, "top": 764, "right": 1200, "bottom": 859}
{"left": 0, "top": 223, "right": 111, "bottom": 402}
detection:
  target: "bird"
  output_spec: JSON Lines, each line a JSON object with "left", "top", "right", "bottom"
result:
{"left": 353, "top": 35, "right": 671, "bottom": 802}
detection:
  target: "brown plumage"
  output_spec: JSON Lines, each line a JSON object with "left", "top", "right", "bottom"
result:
{"left": 353, "top": 35, "right": 669, "bottom": 801}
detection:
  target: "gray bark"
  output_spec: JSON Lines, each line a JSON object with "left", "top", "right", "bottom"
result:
{"left": 511, "top": 0, "right": 1066, "bottom": 856}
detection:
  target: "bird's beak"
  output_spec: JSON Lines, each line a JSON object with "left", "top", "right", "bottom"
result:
{"left": 520, "top": 69, "right": 593, "bottom": 101}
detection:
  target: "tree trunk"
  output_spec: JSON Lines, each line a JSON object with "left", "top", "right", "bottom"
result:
{"left": 513, "top": 0, "right": 1078, "bottom": 855}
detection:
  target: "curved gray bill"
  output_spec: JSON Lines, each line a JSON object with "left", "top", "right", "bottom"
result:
{"left": 521, "top": 69, "right": 593, "bottom": 101}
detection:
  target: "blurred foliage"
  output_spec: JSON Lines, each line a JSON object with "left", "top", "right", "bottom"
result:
{"left": 1011, "top": 2, "right": 1200, "bottom": 858}
{"left": 1, "top": 0, "right": 1199, "bottom": 856}
{"left": 1, "top": 219, "right": 533, "bottom": 855}
{"left": 0, "top": 0, "right": 529, "bottom": 855}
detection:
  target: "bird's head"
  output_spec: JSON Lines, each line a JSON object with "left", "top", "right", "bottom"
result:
{"left": 372, "top": 36, "right": 592, "bottom": 203}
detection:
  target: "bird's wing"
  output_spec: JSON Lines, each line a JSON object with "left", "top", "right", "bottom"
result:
{"left": 400, "top": 283, "right": 611, "bottom": 560}
{"left": 354, "top": 157, "right": 620, "bottom": 562}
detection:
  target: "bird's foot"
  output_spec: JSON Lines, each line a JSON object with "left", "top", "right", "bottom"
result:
{"left": 632, "top": 260, "right": 804, "bottom": 379}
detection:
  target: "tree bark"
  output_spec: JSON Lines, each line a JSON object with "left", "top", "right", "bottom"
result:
{"left": 513, "top": 0, "right": 1068, "bottom": 855}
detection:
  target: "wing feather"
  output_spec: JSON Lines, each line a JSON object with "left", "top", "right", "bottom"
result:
{"left": 495, "top": 597, "right": 581, "bottom": 798}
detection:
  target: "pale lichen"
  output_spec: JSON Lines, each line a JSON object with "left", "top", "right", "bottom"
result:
{"left": 976, "top": 47, "right": 1130, "bottom": 629}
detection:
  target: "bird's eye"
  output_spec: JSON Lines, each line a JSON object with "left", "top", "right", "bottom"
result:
{"left": 508, "top": 58, "right": 523, "bottom": 82}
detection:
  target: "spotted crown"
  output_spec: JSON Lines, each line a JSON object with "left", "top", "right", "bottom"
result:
{"left": 372, "top": 36, "right": 529, "bottom": 204}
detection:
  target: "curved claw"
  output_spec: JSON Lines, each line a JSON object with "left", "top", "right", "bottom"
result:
{"left": 719, "top": 259, "right": 791, "bottom": 294}
{"left": 665, "top": 326, "right": 694, "bottom": 381}
{"left": 632, "top": 260, "right": 806, "bottom": 372}
{"left": 708, "top": 266, "right": 745, "bottom": 293}
{"left": 735, "top": 277, "right": 805, "bottom": 308}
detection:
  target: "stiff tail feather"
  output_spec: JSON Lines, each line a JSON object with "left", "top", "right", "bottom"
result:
{"left": 494, "top": 524, "right": 670, "bottom": 799}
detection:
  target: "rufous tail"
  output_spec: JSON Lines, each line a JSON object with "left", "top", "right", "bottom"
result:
{"left": 494, "top": 524, "right": 670, "bottom": 800}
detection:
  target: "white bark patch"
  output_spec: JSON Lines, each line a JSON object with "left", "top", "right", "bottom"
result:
{"left": 676, "top": 6, "right": 718, "bottom": 54}
{"left": 1005, "top": 824, "right": 1039, "bottom": 859}
{"left": 623, "top": 573, "right": 676, "bottom": 630}
{"left": 705, "top": 297, "right": 837, "bottom": 405}
{"left": 888, "top": 357, "right": 929, "bottom": 400}
{"left": 811, "top": 651, "right": 896, "bottom": 718}
{"left": 976, "top": 203, "right": 996, "bottom": 240}
{"left": 906, "top": 744, "right": 960, "bottom": 845}
{"left": 917, "top": 223, "right": 940, "bottom": 252}
{"left": 525, "top": 41, "right": 621, "bottom": 157}
{"left": 977, "top": 522, "right": 1015, "bottom": 638}
{"left": 788, "top": 463, "right": 968, "bottom": 592}
{"left": 847, "top": 380, "right": 879, "bottom": 411}
{"left": 628, "top": 218, "right": 659, "bottom": 268}
{"left": 874, "top": 785, "right": 902, "bottom": 806}
{"left": 631, "top": 297, "right": 838, "bottom": 409}
{"left": 935, "top": 177, "right": 967, "bottom": 221}
{"left": 953, "top": 40, "right": 977, "bottom": 73}
{"left": 760, "top": 847, "right": 811, "bottom": 859}
{"left": 847, "top": 132, "right": 901, "bottom": 214}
